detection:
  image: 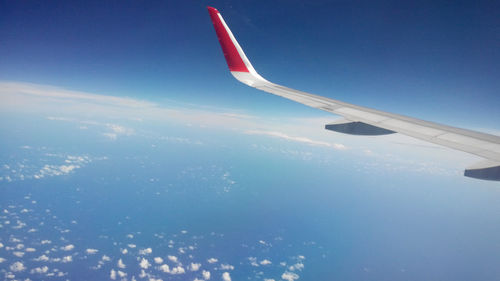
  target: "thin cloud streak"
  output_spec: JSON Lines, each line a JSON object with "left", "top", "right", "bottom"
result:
{"left": 245, "top": 130, "right": 346, "bottom": 150}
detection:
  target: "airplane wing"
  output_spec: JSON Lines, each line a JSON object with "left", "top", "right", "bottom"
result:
{"left": 207, "top": 6, "right": 500, "bottom": 181}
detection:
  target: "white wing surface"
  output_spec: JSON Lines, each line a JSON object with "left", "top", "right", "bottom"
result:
{"left": 207, "top": 7, "right": 500, "bottom": 181}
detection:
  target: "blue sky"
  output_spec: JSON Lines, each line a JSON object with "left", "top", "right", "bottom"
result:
{"left": 1, "top": 0, "right": 499, "bottom": 128}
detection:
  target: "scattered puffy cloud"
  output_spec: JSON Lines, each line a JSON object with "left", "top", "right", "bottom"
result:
{"left": 34, "top": 254, "right": 49, "bottom": 262}
{"left": 207, "top": 257, "right": 218, "bottom": 264}
{"left": 167, "top": 255, "right": 178, "bottom": 263}
{"left": 62, "top": 255, "right": 73, "bottom": 263}
{"left": 139, "top": 247, "right": 152, "bottom": 255}
{"left": 189, "top": 262, "right": 201, "bottom": 271}
{"left": 170, "top": 265, "right": 186, "bottom": 274}
{"left": 103, "top": 124, "right": 135, "bottom": 140}
{"left": 260, "top": 259, "right": 272, "bottom": 265}
{"left": 249, "top": 257, "right": 259, "bottom": 267}
{"left": 220, "top": 264, "right": 234, "bottom": 270}
{"left": 202, "top": 270, "right": 211, "bottom": 280}
{"left": 110, "top": 269, "right": 116, "bottom": 280}
{"left": 117, "top": 270, "right": 127, "bottom": 278}
{"left": 12, "top": 251, "right": 24, "bottom": 257}
{"left": 139, "top": 258, "right": 151, "bottom": 269}
{"left": 117, "top": 258, "right": 126, "bottom": 269}
{"left": 281, "top": 271, "right": 299, "bottom": 281}
{"left": 159, "top": 264, "right": 170, "bottom": 273}
{"left": 289, "top": 262, "right": 304, "bottom": 271}
{"left": 10, "top": 261, "right": 26, "bottom": 272}
{"left": 86, "top": 248, "right": 98, "bottom": 254}
{"left": 222, "top": 272, "right": 232, "bottom": 281}
{"left": 31, "top": 266, "right": 49, "bottom": 274}
{"left": 61, "top": 244, "right": 75, "bottom": 251}
{"left": 154, "top": 257, "right": 163, "bottom": 264}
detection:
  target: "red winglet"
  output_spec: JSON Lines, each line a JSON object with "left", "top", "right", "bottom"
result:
{"left": 207, "top": 7, "right": 250, "bottom": 72}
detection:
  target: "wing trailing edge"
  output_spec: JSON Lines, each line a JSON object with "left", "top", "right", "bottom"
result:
{"left": 207, "top": 7, "right": 500, "bottom": 181}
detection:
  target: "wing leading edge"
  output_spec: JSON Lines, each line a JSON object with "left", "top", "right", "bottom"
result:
{"left": 207, "top": 7, "right": 500, "bottom": 181}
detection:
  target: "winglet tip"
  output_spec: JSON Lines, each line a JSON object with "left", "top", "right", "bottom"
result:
{"left": 207, "top": 6, "right": 251, "bottom": 73}
{"left": 207, "top": 6, "right": 218, "bottom": 13}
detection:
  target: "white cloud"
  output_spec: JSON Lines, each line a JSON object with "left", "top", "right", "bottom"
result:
{"left": 61, "top": 244, "right": 74, "bottom": 251}
{"left": 139, "top": 258, "right": 151, "bottom": 269}
{"left": 260, "top": 259, "right": 272, "bottom": 266}
{"left": 102, "top": 255, "right": 111, "bottom": 262}
{"left": 139, "top": 247, "right": 152, "bottom": 255}
{"left": 128, "top": 244, "right": 136, "bottom": 248}
{"left": 117, "top": 270, "right": 127, "bottom": 278}
{"left": 289, "top": 263, "right": 304, "bottom": 271}
{"left": 249, "top": 257, "right": 259, "bottom": 267}
{"left": 110, "top": 269, "right": 117, "bottom": 280}
{"left": 29, "top": 155, "right": 92, "bottom": 181}
{"left": 202, "top": 270, "right": 211, "bottom": 280}
{"left": 281, "top": 271, "right": 299, "bottom": 281}
{"left": 103, "top": 124, "right": 135, "bottom": 140}
{"left": 245, "top": 130, "right": 346, "bottom": 150}
{"left": 25, "top": 248, "right": 36, "bottom": 252}
{"left": 121, "top": 248, "right": 128, "bottom": 254}
{"left": 34, "top": 254, "right": 49, "bottom": 262}
{"left": 12, "top": 251, "right": 24, "bottom": 257}
{"left": 222, "top": 272, "right": 231, "bottom": 281}
{"left": 62, "top": 255, "right": 73, "bottom": 263}
{"left": 10, "top": 261, "right": 26, "bottom": 272}
{"left": 108, "top": 124, "right": 134, "bottom": 135}
{"left": 86, "top": 248, "right": 98, "bottom": 254}
{"left": 170, "top": 266, "right": 185, "bottom": 274}
{"left": 189, "top": 262, "right": 201, "bottom": 271}
{"left": 220, "top": 264, "right": 234, "bottom": 270}
{"left": 159, "top": 264, "right": 170, "bottom": 273}
{"left": 0, "top": 258, "right": 6, "bottom": 263}
{"left": 167, "top": 255, "right": 178, "bottom": 263}
{"left": 117, "top": 258, "right": 126, "bottom": 269}
{"left": 207, "top": 258, "right": 218, "bottom": 264}
{"left": 154, "top": 257, "right": 163, "bottom": 264}
{"left": 31, "top": 266, "right": 49, "bottom": 274}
